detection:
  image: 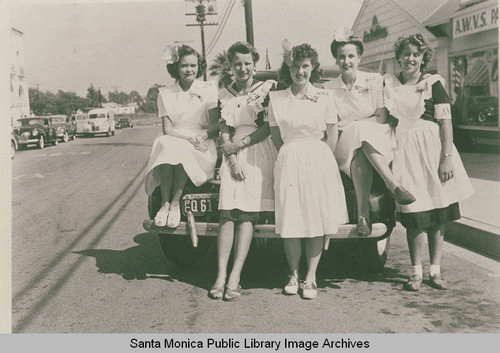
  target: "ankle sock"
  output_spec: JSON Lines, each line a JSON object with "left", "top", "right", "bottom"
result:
{"left": 430, "top": 265, "right": 441, "bottom": 276}
{"left": 411, "top": 265, "right": 423, "bottom": 278}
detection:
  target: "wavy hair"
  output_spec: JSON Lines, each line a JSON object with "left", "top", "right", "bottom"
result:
{"left": 394, "top": 34, "right": 434, "bottom": 72}
{"left": 227, "top": 41, "right": 260, "bottom": 64}
{"left": 166, "top": 45, "right": 206, "bottom": 80}
{"left": 278, "top": 43, "right": 322, "bottom": 87}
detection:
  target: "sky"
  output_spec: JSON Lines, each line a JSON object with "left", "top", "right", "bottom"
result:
{"left": 9, "top": 0, "right": 363, "bottom": 98}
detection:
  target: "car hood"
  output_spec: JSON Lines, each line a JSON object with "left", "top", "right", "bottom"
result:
{"left": 15, "top": 126, "right": 42, "bottom": 134}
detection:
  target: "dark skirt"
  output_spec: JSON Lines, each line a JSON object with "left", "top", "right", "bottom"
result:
{"left": 397, "top": 203, "right": 460, "bottom": 229}
{"left": 220, "top": 209, "right": 260, "bottom": 224}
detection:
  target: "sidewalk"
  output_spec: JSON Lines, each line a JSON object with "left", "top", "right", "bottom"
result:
{"left": 446, "top": 151, "right": 500, "bottom": 260}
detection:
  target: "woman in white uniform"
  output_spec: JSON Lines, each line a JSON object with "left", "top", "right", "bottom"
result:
{"left": 269, "top": 42, "right": 348, "bottom": 300}
{"left": 144, "top": 45, "right": 218, "bottom": 228}
{"left": 384, "top": 34, "right": 473, "bottom": 291}
{"left": 326, "top": 30, "right": 415, "bottom": 236}
{"left": 209, "top": 42, "right": 277, "bottom": 301}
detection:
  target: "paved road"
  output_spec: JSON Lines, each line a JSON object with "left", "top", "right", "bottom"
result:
{"left": 11, "top": 126, "right": 500, "bottom": 333}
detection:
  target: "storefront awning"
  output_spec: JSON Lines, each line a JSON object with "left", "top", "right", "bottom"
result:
{"left": 465, "top": 60, "right": 489, "bottom": 86}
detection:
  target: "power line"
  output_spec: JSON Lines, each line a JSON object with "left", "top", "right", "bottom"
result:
{"left": 206, "top": 0, "right": 237, "bottom": 56}
{"left": 204, "top": 0, "right": 232, "bottom": 52}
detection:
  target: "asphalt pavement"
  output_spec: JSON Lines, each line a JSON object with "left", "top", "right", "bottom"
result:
{"left": 11, "top": 126, "right": 500, "bottom": 333}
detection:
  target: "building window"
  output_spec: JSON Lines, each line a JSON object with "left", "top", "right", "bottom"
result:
{"left": 450, "top": 48, "right": 499, "bottom": 127}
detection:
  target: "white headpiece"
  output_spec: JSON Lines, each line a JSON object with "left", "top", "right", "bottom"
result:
{"left": 282, "top": 39, "right": 293, "bottom": 67}
{"left": 332, "top": 27, "right": 353, "bottom": 42}
{"left": 162, "top": 45, "right": 179, "bottom": 64}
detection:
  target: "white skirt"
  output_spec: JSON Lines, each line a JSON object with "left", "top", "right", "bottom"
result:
{"left": 274, "top": 138, "right": 348, "bottom": 238}
{"left": 218, "top": 127, "right": 277, "bottom": 212}
{"left": 335, "top": 118, "right": 396, "bottom": 176}
{"left": 393, "top": 119, "right": 474, "bottom": 213}
{"left": 144, "top": 133, "right": 217, "bottom": 195}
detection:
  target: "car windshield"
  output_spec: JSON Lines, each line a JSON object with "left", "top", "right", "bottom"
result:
{"left": 89, "top": 113, "right": 106, "bottom": 119}
{"left": 20, "top": 119, "right": 45, "bottom": 126}
{"left": 51, "top": 117, "right": 65, "bottom": 123}
{"left": 76, "top": 116, "right": 87, "bottom": 121}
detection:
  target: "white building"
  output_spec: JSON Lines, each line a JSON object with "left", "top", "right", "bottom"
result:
{"left": 10, "top": 28, "right": 30, "bottom": 126}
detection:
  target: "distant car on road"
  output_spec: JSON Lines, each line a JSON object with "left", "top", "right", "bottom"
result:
{"left": 71, "top": 113, "right": 89, "bottom": 136}
{"left": 467, "top": 96, "right": 499, "bottom": 123}
{"left": 116, "top": 117, "right": 133, "bottom": 129}
{"left": 49, "top": 114, "right": 77, "bottom": 142}
{"left": 84, "top": 108, "right": 116, "bottom": 137}
{"left": 14, "top": 117, "right": 59, "bottom": 149}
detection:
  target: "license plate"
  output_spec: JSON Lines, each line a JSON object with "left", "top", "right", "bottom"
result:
{"left": 182, "top": 193, "right": 218, "bottom": 216}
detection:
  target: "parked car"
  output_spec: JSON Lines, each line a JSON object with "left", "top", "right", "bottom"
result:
{"left": 11, "top": 132, "right": 18, "bottom": 159}
{"left": 14, "top": 117, "right": 59, "bottom": 149}
{"left": 467, "top": 96, "right": 499, "bottom": 123}
{"left": 84, "top": 108, "right": 116, "bottom": 137}
{"left": 116, "top": 117, "right": 133, "bottom": 129}
{"left": 71, "top": 113, "right": 89, "bottom": 136}
{"left": 49, "top": 114, "right": 77, "bottom": 142}
{"left": 143, "top": 69, "right": 395, "bottom": 274}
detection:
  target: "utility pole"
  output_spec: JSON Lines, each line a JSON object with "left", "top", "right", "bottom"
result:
{"left": 185, "top": 0, "right": 218, "bottom": 81}
{"left": 243, "top": 0, "right": 254, "bottom": 46}
{"left": 98, "top": 88, "right": 102, "bottom": 108}
{"left": 35, "top": 83, "right": 40, "bottom": 115}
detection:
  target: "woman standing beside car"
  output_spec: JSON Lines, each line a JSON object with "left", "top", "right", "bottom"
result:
{"left": 384, "top": 34, "right": 473, "bottom": 291}
{"left": 209, "top": 41, "right": 277, "bottom": 301}
{"left": 268, "top": 42, "right": 348, "bottom": 300}
{"left": 144, "top": 45, "right": 219, "bottom": 228}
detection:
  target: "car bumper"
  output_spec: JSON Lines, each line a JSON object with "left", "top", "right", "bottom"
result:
{"left": 18, "top": 139, "right": 39, "bottom": 145}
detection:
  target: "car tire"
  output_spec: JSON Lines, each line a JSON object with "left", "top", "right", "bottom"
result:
{"left": 477, "top": 112, "right": 487, "bottom": 123}
{"left": 112, "top": 130, "right": 115, "bottom": 136}
{"left": 11, "top": 140, "right": 16, "bottom": 159}
{"left": 106, "top": 129, "right": 110, "bottom": 137}
{"left": 38, "top": 136, "right": 45, "bottom": 149}
{"left": 63, "top": 132, "right": 69, "bottom": 142}
{"left": 72, "top": 133, "right": 77, "bottom": 140}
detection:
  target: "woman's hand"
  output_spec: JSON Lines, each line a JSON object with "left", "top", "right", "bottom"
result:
{"left": 438, "top": 157, "right": 454, "bottom": 182}
{"left": 221, "top": 141, "right": 241, "bottom": 156}
{"left": 230, "top": 162, "right": 245, "bottom": 181}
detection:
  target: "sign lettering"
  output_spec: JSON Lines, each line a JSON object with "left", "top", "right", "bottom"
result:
{"left": 453, "top": 4, "right": 498, "bottom": 38}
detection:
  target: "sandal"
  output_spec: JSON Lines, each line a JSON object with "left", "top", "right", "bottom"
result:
{"left": 392, "top": 186, "right": 416, "bottom": 205}
{"left": 208, "top": 285, "right": 224, "bottom": 300}
{"left": 167, "top": 204, "right": 181, "bottom": 228}
{"left": 429, "top": 273, "right": 447, "bottom": 290}
{"left": 223, "top": 285, "right": 242, "bottom": 302}
{"left": 404, "top": 273, "right": 422, "bottom": 291}
{"left": 357, "top": 217, "right": 372, "bottom": 236}
{"left": 154, "top": 207, "right": 169, "bottom": 227}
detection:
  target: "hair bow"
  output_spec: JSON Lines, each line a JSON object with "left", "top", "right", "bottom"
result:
{"left": 282, "top": 39, "right": 294, "bottom": 67}
{"left": 332, "top": 27, "right": 353, "bottom": 42}
{"left": 162, "top": 45, "right": 179, "bottom": 64}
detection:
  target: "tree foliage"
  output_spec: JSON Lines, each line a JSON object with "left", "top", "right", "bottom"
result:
{"left": 209, "top": 51, "right": 232, "bottom": 89}
{"left": 140, "top": 84, "right": 164, "bottom": 113}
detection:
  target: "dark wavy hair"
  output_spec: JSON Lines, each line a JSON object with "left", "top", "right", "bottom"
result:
{"left": 394, "top": 34, "right": 434, "bottom": 72}
{"left": 278, "top": 43, "right": 322, "bottom": 87}
{"left": 330, "top": 36, "right": 364, "bottom": 58}
{"left": 227, "top": 41, "right": 260, "bottom": 64}
{"left": 166, "top": 45, "right": 206, "bottom": 80}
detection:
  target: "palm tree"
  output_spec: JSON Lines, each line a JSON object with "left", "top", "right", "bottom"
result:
{"left": 209, "top": 51, "right": 232, "bottom": 89}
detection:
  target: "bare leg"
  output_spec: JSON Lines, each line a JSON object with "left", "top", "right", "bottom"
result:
{"left": 406, "top": 228, "right": 426, "bottom": 266}
{"left": 284, "top": 238, "right": 302, "bottom": 278}
{"left": 170, "top": 164, "right": 189, "bottom": 207}
{"left": 427, "top": 225, "right": 445, "bottom": 266}
{"left": 227, "top": 222, "right": 254, "bottom": 289}
{"left": 213, "top": 221, "right": 235, "bottom": 288}
{"left": 158, "top": 164, "right": 174, "bottom": 209}
{"left": 361, "top": 142, "right": 397, "bottom": 192}
{"left": 304, "top": 237, "right": 323, "bottom": 283}
{"left": 350, "top": 150, "right": 373, "bottom": 219}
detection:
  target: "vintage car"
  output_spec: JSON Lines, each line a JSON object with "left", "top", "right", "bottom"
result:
{"left": 467, "top": 96, "right": 499, "bottom": 123}
{"left": 49, "top": 114, "right": 77, "bottom": 142}
{"left": 71, "top": 113, "right": 89, "bottom": 135}
{"left": 116, "top": 117, "right": 133, "bottom": 129}
{"left": 11, "top": 132, "right": 18, "bottom": 159}
{"left": 84, "top": 108, "right": 116, "bottom": 137}
{"left": 143, "top": 69, "right": 395, "bottom": 274}
{"left": 14, "top": 117, "right": 59, "bottom": 149}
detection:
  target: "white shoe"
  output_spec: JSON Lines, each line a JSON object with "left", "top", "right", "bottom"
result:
{"left": 154, "top": 207, "right": 169, "bottom": 227}
{"left": 282, "top": 275, "right": 299, "bottom": 295}
{"left": 301, "top": 281, "right": 318, "bottom": 300}
{"left": 167, "top": 204, "right": 181, "bottom": 228}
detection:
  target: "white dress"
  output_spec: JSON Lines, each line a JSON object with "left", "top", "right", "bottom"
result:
{"left": 384, "top": 74, "right": 474, "bottom": 214}
{"left": 268, "top": 84, "right": 348, "bottom": 238}
{"left": 218, "top": 80, "right": 277, "bottom": 212}
{"left": 144, "top": 80, "right": 218, "bottom": 195}
{"left": 324, "top": 71, "right": 396, "bottom": 176}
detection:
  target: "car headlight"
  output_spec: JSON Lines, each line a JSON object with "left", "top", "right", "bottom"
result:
{"left": 57, "top": 127, "right": 63, "bottom": 132}
{"left": 32, "top": 130, "right": 39, "bottom": 136}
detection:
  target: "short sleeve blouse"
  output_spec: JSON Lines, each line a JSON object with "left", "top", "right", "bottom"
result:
{"left": 324, "top": 71, "right": 383, "bottom": 124}
{"left": 157, "top": 80, "right": 218, "bottom": 130}
{"left": 268, "top": 83, "right": 338, "bottom": 141}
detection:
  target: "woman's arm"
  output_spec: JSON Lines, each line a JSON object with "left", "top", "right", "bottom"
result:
{"left": 270, "top": 126, "right": 284, "bottom": 152}
{"left": 438, "top": 118, "right": 454, "bottom": 182}
{"left": 161, "top": 116, "right": 198, "bottom": 143}
{"left": 220, "top": 120, "right": 245, "bottom": 181}
{"left": 221, "top": 123, "right": 271, "bottom": 155}
{"left": 325, "top": 123, "right": 339, "bottom": 154}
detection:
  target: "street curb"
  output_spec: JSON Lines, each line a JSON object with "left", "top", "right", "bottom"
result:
{"left": 445, "top": 218, "right": 500, "bottom": 261}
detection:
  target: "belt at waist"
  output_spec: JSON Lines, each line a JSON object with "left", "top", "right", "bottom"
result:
{"left": 283, "top": 135, "right": 322, "bottom": 144}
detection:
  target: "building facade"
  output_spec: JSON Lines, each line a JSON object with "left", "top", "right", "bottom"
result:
{"left": 10, "top": 28, "right": 30, "bottom": 126}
